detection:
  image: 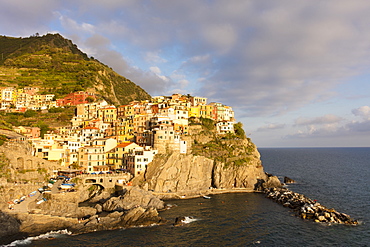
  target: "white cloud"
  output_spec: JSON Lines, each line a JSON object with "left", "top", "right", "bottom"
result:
{"left": 145, "top": 51, "right": 167, "bottom": 64}
{"left": 294, "top": 114, "right": 343, "bottom": 126}
{"left": 257, "top": 123, "right": 286, "bottom": 132}
{"left": 352, "top": 106, "right": 370, "bottom": 119}
{"left": 59, "top": 15, "right": 95, "bottom": 34}
{"left": 149, "top": 66, "right": 169, "bottom": 82}
{"left": 149, "top": 66, "right": 161, "bottom": 75}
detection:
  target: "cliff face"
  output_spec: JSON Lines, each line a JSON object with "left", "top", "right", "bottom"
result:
{"left": 144, "top": 153, "right": 214, "bottom": 192}
{"left": 138, "top": 124, "right": 275, "bottom": 193}
{"left": 143, "top": 152, "right": 267, "bottom": 193}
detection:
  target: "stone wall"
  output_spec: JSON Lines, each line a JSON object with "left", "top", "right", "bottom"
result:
{"left": 0, "top": 142, "right": 64, "bottom": 183}
{"left": 0, "top": 141, "right": 65, "bottom": 210}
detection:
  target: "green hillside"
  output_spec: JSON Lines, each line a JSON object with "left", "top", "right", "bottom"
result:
{"left": 0, "top": 33, "right": 151, "bottom": 105}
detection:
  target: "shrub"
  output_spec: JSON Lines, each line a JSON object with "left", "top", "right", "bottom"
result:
{"left": 234, "top": 122, "right": 246, "bottom": 139}
{"left": 24, "top": 110, "right": 37, "bottom": 118}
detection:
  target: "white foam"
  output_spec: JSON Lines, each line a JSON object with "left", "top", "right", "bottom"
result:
{"left": 4, "top": 229, "right": 72, "bottom": 246}
{"left": 181, "top": 216, "right": 198, "bottom": 224}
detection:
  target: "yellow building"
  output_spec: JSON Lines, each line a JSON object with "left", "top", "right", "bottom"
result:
{"left": 106, "top": 142, "right": 141, "bottom": 170}
{"left": 117, "top": 104, "right": 134, "bottom": 118}
{"left": 98, "top": 106, "right": 117, "bottom": 123}
{"left": 188, "top": 106, "right": 200, "bottom": 118}
{"left": 199, "top": 104, "right": 214, "bottom": 120}
{"left": 113, "top": 117, "right": 135, "bottom": 142}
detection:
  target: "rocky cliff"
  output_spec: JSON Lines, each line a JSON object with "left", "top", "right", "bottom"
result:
{"left": 136, "top": 123, "right": 280, "bottom": 195}
{"left": 0, "top": 185, "right": 166, "bottom": 245}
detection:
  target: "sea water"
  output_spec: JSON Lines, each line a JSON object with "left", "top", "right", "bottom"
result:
{"left": 18, "top": 148, "right": 370, "bottom": 246}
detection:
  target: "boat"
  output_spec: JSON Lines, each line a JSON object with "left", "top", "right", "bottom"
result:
{"left": 59, "top": 184, "right": 74, "bottom": 190}
{"left": 203, "top": 195, "right": 211, "bottom": 199}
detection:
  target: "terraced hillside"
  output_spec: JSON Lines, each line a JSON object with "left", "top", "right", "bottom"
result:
{"left": 0, "top": 33, "right": 151, "bottom": 105}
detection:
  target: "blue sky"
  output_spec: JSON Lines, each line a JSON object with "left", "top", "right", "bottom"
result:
{"left": 1, "top": 0, "right": 370, "bottom": 147}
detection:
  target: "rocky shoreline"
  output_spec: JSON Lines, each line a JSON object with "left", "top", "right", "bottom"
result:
{"left": 263, "top": 187, "right": 358, "bottom": 225}
{"left": 1, "top": 184, "right": 360, "bottom": 245}
{"left": 0, "top": 185, "right": 167, "bottom": 245}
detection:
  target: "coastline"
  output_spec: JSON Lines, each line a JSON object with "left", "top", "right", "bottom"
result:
{"left": 1, "top": 185, "right": 359, "bottom": 246}
{"left": 0, "top": 188, "right": 257, "bottom": 245}
{"left": 153, "top": 188, "right": 256, "bottom": 200}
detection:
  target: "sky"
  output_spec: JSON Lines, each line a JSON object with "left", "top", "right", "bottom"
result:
{"left": 1, "top": 0, "right": 370, "bottom": 147}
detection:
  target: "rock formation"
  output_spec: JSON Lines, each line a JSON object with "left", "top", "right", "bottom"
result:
{"left": 143, "top": 153, "right": 214, "bottom": 193}
{"left": 0, "top": 185, "right": 166, "bottom": 245}
{"left": 284, "top": 176, "right": 296, "bottom": 184}
{"left": 137, "top": 125, "right": 280, "bottom": 194}
{"left": 264, "top": 187, "right": 358, "bottom": 225}
{"left": 140, "top": 152, "right": 275, "bottom": 194}
{"left": 102, "top": 186, "right": 165, "bottom": 212}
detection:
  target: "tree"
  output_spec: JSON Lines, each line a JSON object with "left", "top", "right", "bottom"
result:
{"left": 234, "top": 122, "right": 246, "bottom": 139}
{"left": 24, "top": 110, "right": 37, "bottom": 118}
{"left": 70, "top": 162, "right": 80, "bottom": 170}
{"left": 35, "top": 121, "right": 50, "bottom": 138}
{"left": 86, "top": 96, "right": 95, "bottom": 103}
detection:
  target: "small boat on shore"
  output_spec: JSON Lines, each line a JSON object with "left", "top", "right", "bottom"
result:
{"left": 203, "top": 195, "right": 211, "bottom": 199}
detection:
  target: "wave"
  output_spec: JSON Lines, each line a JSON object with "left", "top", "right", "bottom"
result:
{"left": 181, "top": 216, "right": 198, "bottom": 224}
{"left": 4, "top": 229, "right": 72, "bottom": 246}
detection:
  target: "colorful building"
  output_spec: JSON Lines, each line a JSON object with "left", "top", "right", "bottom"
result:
{"left": 56, "top": 91, "right": 96, "bottom": 107}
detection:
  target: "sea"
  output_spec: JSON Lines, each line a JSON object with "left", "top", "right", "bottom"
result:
{"left": 7, "top": 147, "right": 370, "bottom": 246}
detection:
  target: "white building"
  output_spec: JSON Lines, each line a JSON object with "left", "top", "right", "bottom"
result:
{"left": 124, "top": 147, "right": 158, "bottom": 176}
{"left": 216, "top": 121, "right": 235, "bottom": 134}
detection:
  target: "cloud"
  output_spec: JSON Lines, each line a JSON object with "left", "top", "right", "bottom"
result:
{"left": 193, "top": 1, "right": 370, "bottom": 115}
{"left": 257, "top": 123, "right": 286, "bottom": 132}
{"left": 178, "top": 54, "right": 213, "bottom": 77}
{"left": 0, "top": 0, "right": 61, "bottom": 36}
{"left": 285, "top": 110, "right": 370, "bottom": 140}
{"left": 59, "top": 15, "right": 95, "bottom": 34}
{"left": 70, "top": 33, "right": 171, "bottom": 95}
{"left": 345, "top": 119, "right": 370, "bottom": 133}
{"left": 294, "top": 114, "right": 343, "bottom": 126}
{"left": 149, "top": 66, "right": 169, "bottom": 82}
{"left": 352, "top": 106, "right": 370, "bottom": 119}
{"left": 145, "top": 51, "right": 167, "bottom": 64}
{"left": 286, "top": 118, "right": 370, "bottom": 140}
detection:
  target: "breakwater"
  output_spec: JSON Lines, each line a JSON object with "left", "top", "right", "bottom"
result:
{"left": 264, "top": 187, "right": 358, "bottom": 225}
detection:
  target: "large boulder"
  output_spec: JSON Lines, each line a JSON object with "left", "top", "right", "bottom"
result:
{"left": 120, "top": 206, "right": 164, "bottom": 227}
{"left": 102, "top": 186, "right": 165, "bottom": 212}
{"left": 284, "top": 176, "right": 296, "bottom": 184}
{"left": 264, "top": 175, "right": 282, "bottom": 188}
{"left": 0, "top": 211, "right": 22, "bottom": 244}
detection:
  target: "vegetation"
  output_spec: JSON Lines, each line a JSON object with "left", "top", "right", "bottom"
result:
{"left": 0, "top": 106, "right": 76, "bottom": 129}
{"left": 234, "top": 122, "right": 246, "bottom": 139}
{"left": 0, "top": 135, "right": 7, "bottom": 146}
{"left": 199, "top": 117, "right": 216, "bottom": 131}
{"left": 191, "top": 122, "right": 257, "bottom": 168}
{"left": 37, "top": 168, "right": 47, "bottom": 174}
{"left": 0, "top": 153, "right": 11, "bottom": 180}
{"left": 0, "top": 33, "right": 151, "bottom": 105}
